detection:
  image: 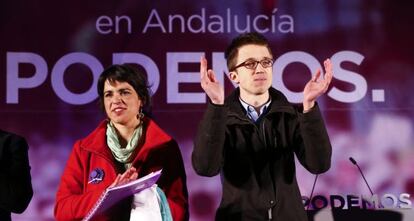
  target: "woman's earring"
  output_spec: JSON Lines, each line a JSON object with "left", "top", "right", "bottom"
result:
{"left": 138, "top": 108, "right": 144, "bottom": 120}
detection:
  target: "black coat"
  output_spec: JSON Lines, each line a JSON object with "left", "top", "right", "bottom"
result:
{"left": 0, "top": 130, "right": 33, "bottom": 221}
{"left": 192, "top": 88, "right": 332, "bottom": 221}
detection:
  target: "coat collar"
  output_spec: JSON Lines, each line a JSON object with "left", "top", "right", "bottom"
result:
{"left": 80, "top": 117, "right": 173, "bottom": 164}
{"left": 225, "top": 87, "right": 296, "bottom": 120}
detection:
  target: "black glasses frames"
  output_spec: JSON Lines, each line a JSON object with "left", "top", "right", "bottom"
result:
{"left": 230, "top": 58, "right": 274, "bottom": 72}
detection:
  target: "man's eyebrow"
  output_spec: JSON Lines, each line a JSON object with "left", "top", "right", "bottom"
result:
{"left": 244, "top": 56, "right": 272, "bottom": 61}
{"left": 241, "top": 57, "right": 258, "bottom": 62}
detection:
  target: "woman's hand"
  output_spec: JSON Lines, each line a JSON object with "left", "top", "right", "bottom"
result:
{"left": 108, "top": 166, "right": 138, "bottom": 188}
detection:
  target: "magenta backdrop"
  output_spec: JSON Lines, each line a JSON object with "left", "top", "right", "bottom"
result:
{"left": 1, "top": 1, "right": 414, "bottom": 220}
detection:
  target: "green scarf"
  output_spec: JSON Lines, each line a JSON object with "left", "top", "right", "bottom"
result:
{"left": 106, "top": 121, "right": 142, "bottom": 168}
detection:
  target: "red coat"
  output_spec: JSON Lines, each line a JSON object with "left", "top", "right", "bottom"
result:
{"left": 54, "top": 118, "right": 188, "bottom": 221}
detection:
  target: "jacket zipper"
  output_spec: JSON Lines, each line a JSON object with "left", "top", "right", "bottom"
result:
{"left": 268, "top": 208, "right": 272, "bottom": 220}
{"left": 228, "top": 112, "right": 266, "bottom": 146}
{"left": 229, "top": 112, "right": 277, "bottom": 219}
{"left": 261, "top": 120, "right": 276, "bottom": 220}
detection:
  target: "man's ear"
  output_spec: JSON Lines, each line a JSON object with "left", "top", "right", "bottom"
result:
{"left": 229, "top": 71, "right": 239, "bottom": 84}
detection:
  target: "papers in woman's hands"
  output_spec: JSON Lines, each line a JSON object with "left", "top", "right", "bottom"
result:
{"left": 82, "top": 169, "right": 162, "bottom": 221}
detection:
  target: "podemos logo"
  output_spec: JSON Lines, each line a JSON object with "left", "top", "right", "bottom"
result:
{"left": 303, "top": 194, "right": 412, "bottom": 210}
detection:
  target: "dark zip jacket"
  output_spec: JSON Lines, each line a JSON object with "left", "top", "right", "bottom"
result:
{"left": 192, "top": 87, "right": 332, "bottom": 221}
{"left": 0, "top": 130, "right": 33, "bottom": 221}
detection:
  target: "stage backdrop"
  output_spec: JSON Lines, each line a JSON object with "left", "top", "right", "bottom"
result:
{"left": 1, "top": 1, "right": 414, "bottom": 220}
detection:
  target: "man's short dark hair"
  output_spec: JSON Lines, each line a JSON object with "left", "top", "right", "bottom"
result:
{"left": 97, "top": 64, "right": 151, "bottom": 114}
{"left": 224, "top": 32, "right": 273, "bottom": 71}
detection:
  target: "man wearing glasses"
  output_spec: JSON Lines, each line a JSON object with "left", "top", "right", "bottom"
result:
{"left": 192, "top": 32, "right": 332, "bottom": 220}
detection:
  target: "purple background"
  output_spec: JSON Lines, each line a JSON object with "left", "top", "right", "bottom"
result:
{"left": 1, "top": 0, "right": 414, "bottom": 220}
